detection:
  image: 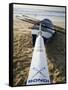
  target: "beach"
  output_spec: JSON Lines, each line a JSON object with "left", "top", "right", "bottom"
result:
{"left": 13, "top": 17, "right": 66, "bottom": 86}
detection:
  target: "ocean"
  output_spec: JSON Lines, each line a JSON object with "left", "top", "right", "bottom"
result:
{"left": 13, "top": 5, "right": 65, "bottom": 28}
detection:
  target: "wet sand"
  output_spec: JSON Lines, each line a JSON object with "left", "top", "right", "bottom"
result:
{"left": 13, "top": 17, "right": 66, "bottom": 86}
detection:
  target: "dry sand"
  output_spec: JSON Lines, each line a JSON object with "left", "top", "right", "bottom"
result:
{"left": 13, "top": 17, "right": 66, "bottom": 86}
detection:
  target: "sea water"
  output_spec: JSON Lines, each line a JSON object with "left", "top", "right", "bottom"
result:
{"left": 13, "top": 4, "right": 65, "bottom": 28}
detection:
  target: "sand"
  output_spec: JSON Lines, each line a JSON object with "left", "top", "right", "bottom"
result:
{"left": 13, "top": 17, "right": 66, "bottom": 86}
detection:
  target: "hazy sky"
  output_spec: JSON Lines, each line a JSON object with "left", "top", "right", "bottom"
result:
{"left": 14, "top": 4, "right": 65, "bottom": 12}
